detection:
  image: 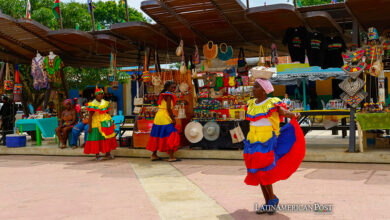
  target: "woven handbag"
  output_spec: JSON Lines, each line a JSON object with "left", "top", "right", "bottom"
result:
{"left": 237, "top": 48, "right": 248, "bottom": 76}
{"left": 339, "top": 77, "right": 364, "bottom": 96}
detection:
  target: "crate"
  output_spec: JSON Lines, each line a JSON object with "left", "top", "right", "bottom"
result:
{"left": 6, "top": 134, "right": 26, "bottom": 148}
{"left": 119, "top": 136, "right": 132, "bottom": 147}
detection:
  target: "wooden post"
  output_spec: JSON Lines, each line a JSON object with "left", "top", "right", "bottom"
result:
{"left": 303, "top": 78, "right": 307, "bottom": 110}
{"left": 349, "top": 19, "right": 359, "bottom": 153}
{"left": 125, "top": 0, "right": 129, "bottom": 22}
{"left": 90, "top": 1, "right": 95, "bottom": 31}
{"left": 246, "top": 0, "right": 249, "bottom": 8}
{"left": 58, "top": 3, "right": 63, "bottom": 29}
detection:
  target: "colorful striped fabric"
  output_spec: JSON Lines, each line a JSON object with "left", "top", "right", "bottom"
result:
{"left": 244, "top": 118, "right": 305, "bottom": 186}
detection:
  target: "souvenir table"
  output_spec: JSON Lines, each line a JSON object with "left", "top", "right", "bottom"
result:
{"left": 355, "top": 113, "right": 390, "bottom": 152}
{"left": 14, "top": 117, "right": 58, "bottom": 146}
{"left": 189, "top": 120, "right": 250, "bottom": 149}
{"left": 292, "top": 110, "right": 351, "bottom": 137}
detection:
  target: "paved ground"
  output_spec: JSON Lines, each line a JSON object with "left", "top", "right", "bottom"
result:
{"left": 1, "top": 155, "right": 390, "bottom": 220}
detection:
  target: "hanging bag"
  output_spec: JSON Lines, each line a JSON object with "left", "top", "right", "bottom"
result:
{"left": 193, "top": 45, "right": 200, "bottom": 64}
{"left": 13, "top": 64, "right": 22, "bottom": 102}
{"left": 178, "top": 103, "right": 187, "bottom": 119}
{"left": 4, "top": 63, "right": 13, "bottom": 91}
{"left": 257, "top": 45, "right": 266, "bottom": 66}
{"left": 237, "top": 48, "right": 248, "bottom": 76}
{"left": 134, "top": 81, "right": 144, "bottom": 106}
{"left": 142, "top": 49, "right": 151, "bottom": 82}
{"left": 217, "top": 43, "right": 233, "bottom": 61}
{"left": 230, "top": 123, "right": 245, "bottom": 144}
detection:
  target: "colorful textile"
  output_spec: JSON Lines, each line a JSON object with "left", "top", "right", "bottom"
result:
{"left": 246, "top": 98, "right": 287, "bottom": 134}
{"left": 244, "top": 118, "right": 305, "bottom": 186}
{"left": 244, "top": 97, "right": 305, "bottom": 186}
{"left": 43, "top": 55, "right": 63, "bottom": 87}
{"left": 84, "top": 99, "right": 117, "bottom": 154}
{"left": 26, "top": 0, "right": 31, "bottom": 19}
{"left": 31, "top": 57, "right": 48, "bottom": 90}
{"left": 52, "top": 0, "right": 61, "bottom": 19}
{"left": 255, "top": 78, "right": 274, "bottom": 94}
{"left": 146, "top": 93, "right": 180, "bottom": 153}
{"left": 355, "top": 113, "right": 390, "bottom": 131}
{"left": 95, "top": 86, "right": 104, "bottom": 96}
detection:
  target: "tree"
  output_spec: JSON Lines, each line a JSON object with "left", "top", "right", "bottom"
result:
{"left": 300, "top": 0, "right": 344, "bottom": 6}
{"left": 0, "top": 0, "right": 144, "bottom": 110}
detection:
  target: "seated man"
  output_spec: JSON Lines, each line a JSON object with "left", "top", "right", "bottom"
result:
{"left": 55, "top": 99, "right": 76, "bottom": 149}
{"left": 70, "top": 106, "right": 89, "bottom": 149}
{"left": 46, "top": 101, "right": 57, "bottom": 116}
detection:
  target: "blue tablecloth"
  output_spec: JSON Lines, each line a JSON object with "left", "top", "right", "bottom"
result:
{"left": 15, "top": 117, "right": 58, "bottom": 138}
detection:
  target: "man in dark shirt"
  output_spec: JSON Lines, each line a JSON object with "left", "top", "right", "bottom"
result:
{"left": 0, "top": 96, "right": 16, "bottom": 145}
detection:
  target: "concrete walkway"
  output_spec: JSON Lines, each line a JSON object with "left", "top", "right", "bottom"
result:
{"left": 1, "top": 155, "right": 390, "bottom": 220}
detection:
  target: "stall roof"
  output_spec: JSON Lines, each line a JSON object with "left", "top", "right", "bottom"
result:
{"left": 346, "top": 0, "right": 390, "bottom": 32}
{"left": 1, "top": 1, "right": 390, "bottom": 67}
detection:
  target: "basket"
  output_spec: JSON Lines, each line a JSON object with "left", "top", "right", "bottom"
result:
{"left": 250, "top": 66, "right": 274, "bottom": 79}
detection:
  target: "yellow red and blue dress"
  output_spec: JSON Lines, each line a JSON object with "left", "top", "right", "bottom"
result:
{"left": 146, "top": 92, "right": 180, "bottom": 153}
{"left": 84, "top": 99, "right": 118, "bottom": 154}
{"left": 244, "top": 97, "right": 305, "bottom": 186}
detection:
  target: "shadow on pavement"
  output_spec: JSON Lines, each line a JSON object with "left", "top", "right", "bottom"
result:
{"left": 218, "top": 209, "right": 290, "bottom": 220}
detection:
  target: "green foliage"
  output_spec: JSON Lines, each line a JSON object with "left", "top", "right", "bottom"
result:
{"left": 0, "top": 0, "right": 144, "bottom": 96}
{"left": 64, "top": 67, "right": 130, "bottom": 90}
{"left": 300, "top": 0, "right": 344, "bottom": 6}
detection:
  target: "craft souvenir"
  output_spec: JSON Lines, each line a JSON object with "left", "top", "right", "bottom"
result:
{"left": 203, "top": 74, "right": 216, "bottom": 87}
{"left": 271, "top": 43, "right": 279, "bottom": 66}
{"left": 180, "top": 53, "right": 187, "bottom": 74}
{"left": 152, "top": 73, "right": 162, "bottom": 86}
{"left": 176, "top": 40, "right": 184, "bottom": 57}
{"left": 31, "top": 53, "right": 49, "bottom": 90}
{"left": 242, "top": 76, "right": 249, "bottom": 86}
{"left": 229, "top": 76, "right": 236, "bottom": 87}
{"left": 368, "top": 27, "right": 379, "bottom": 41}
{"left": 203, "top": 122, "right": 220, "bottom": 141}
{"left": 203, "top": 41, "right": 218, "bottom": 60}
{"left": 184, "top": 121, "right": 204, "bottom": 143}
{"left": 251, "top": 66, "right": 274, "bottom": 79}
{"left": 340, "top": 91, "right": 367, "bottom": 108}
{"left": 257, "top": 45, "right": 266, "bottom": 66}
{"left": 224, "top": 67, "right": 236, "bottom": 77}
{"left": 217, "top": 43, "right": 233, "bottom": 61}
{"left": 44, "top": 52, "right": 63, "bottom": 86}
{"left": 370, "top": 59, "right": 384, "bottom": 77}
{"left": 216, "top": 76, "right": 224, "bottom": 88}
{"left": 177, "top": 103, "right": 187, "bottom": 119}
{"left": 342, "top": 49, "right": 365, "bottom": 62}
{"left": 237, "top": 48, "right": 248, "bottom": 76}
{"left": 339, "top": 78, "right": 365, "bottom": 96}
{"left": 341, "top": 59, "right": 367, "bottom": 79}
{"left": 3, "top": 63, "right": 13, "bottom": 91}
{"left": 193, "top": 45, "right": 200, "bottom": 64}
{"left": 230, "top": 123, "right": 245, "bottom": 143}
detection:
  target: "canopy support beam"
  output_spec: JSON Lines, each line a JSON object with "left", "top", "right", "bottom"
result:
{"left": 158, "top": 1, "right": 208, "bottom": 43}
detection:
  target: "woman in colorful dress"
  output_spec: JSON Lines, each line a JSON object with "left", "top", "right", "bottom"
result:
{"left": 84, "top": 87, "right": 118, "bottom": 160}
{"left": 146, "top": 81, "right": 181, "bottom": 162}
{"left": 55, "top": 99, "right": 77, "bottom": 149}
{"left": 245, "top": 78, "right": 305, "bottom": 215}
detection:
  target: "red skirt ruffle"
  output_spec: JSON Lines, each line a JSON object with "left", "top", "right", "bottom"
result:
{"left": 146, "top": 132, "right": 180, "bottom": 153}
{"left": 84, "top": 137, "right": 118, "bottom": 154}
{"left": 244, "top": 118, "right": 306, "bottom": 186}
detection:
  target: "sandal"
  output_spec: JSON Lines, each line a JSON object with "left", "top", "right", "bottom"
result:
{"left": 151, "top": 157, "right": 162, "bottom": 161}
{"left": 267, "top": 196, "right": 279, "bottom": 215}
{"left": 60, "top": 145, "right": 67, "bottom": 149}
{"left": 72, "top": 146, "right": 78, "bottom": 149}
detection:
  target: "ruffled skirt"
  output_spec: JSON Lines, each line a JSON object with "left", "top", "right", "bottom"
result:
{"left": 146, "top": 123, "right": 180, "bottom": 153}
{"left": 243, "top": 118, "right": 305, "bottom": 186}
{"left": 84, "top": 128, "right": 118, "bottom": 154}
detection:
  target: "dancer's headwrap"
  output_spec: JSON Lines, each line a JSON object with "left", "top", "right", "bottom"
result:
{"left": 95, "top": 85, "right": 104, "bottom": 96}
{"left": 63, "top": 99, "right": 72, "bottom": 106}
{"left": 255, "top": 78, "right": 274, "bottom": 94}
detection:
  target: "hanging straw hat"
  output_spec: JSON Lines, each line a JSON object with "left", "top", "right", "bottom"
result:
{"left": 203, "top": 122, "right": 220, "bottom": 141}
{"left": 185, "top": 121, "right": 203, "bottom": 143}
